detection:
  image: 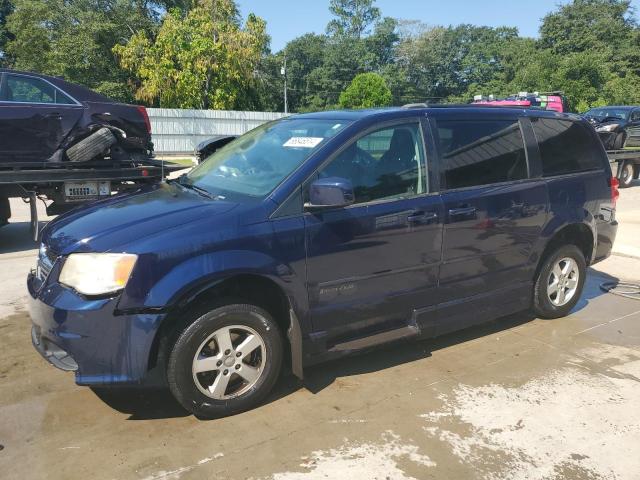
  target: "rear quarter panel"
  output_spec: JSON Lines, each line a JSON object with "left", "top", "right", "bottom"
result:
{"left": 533, "top": 170, "right": 612, "bottom": 266}
{"left": 81, "top": 101, "right": 151, "bottom": 152}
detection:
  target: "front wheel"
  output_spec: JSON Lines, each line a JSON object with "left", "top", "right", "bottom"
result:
{"left": 613, "top": 131, "right": 627, "bottom": 150}
{"left": 167, "top": 304, "right": 283, "bottom": 418}
{"left": 533, "top": 245, "right": 586, "bottom": 319}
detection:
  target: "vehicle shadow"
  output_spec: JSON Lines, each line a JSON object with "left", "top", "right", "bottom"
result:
{"left": 90, "top": 269, "right": 618, "bottom": 421}
{"left": 301, "top": 310, "right": 536, "bottom": 395}
{"left": 0, "top": 221, "right": 42, "bottom": 254}
{"left": 90, "top": 386, "right": 191, "bottom": 420}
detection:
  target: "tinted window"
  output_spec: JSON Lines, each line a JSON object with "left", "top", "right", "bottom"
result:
{"left": 532, "top": 118, "right": 601, "bottom": 176}
{"left": 631, "top": 110, "right": 640, "bottom": 122}
{"left": 3, "top": 75, "right": 74, "bottom": 104}
{"left": 437, "top": 120, "right": 527, "bottom": 189}
{"left": 318, "top": 123, "right": 427, "bottom": 204}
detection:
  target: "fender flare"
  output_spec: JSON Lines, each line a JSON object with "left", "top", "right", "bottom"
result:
{"left": 532, "top": 215, "right": 597, "bottom": 268}
{"left": 120, "top": 250, "right": 308, "bottom": 380}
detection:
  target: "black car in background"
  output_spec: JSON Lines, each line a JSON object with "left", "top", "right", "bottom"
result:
{"left": 0, "top": 69, "right": 179, "bottom": 236}
{"left": 583, "top": 106, "right": 640, "bottom": 150}
{"left": 0, "top": 69, "right": 153, "bottom": 165}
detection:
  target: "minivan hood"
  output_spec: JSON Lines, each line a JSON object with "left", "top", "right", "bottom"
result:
{"left": 42, "top": 183, "right": 238, "bottom": 254}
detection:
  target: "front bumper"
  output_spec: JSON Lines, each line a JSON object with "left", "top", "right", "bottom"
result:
{"left": 31, "top": 323, "right": 78, "bottom": 371}
{"left": 27, "top": 271, "right": 166, "bottom": 386}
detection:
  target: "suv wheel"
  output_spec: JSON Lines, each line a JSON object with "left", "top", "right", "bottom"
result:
{"left": 167, "top": 304, "right": 283, "bottom": 418}
{"left": 533, "top": 245, "right": 586, "bottom": 319}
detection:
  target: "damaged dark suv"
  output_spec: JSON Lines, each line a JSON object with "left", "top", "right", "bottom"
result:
{"left": 0, "top": 69, "right": 178, "bottom": 234}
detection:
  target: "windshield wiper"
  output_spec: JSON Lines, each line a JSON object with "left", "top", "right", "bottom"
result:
{"left": 171, "top": 175, "right": 217, "bottom": 200}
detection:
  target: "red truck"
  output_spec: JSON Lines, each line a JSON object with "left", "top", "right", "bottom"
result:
{"left": 472, "top": 92, "right": 567, "bottom": 113}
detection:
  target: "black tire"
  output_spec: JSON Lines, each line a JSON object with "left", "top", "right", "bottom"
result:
{"left": 613, "top": 131, "right": 627, "bottom": 150}
{"left": 619, "top": 161, "right": 634, "bottom": 188}
{"left": 0, "top": 196, "right": 10, "bottom": 227}
{"left": 533, "top": 245, "right": 586, "bottom": 319}
{"left": 66, "top": 128, "right": 117, "bottom": 163}
{"left": 167, "top": 303, "right": 283, "bottom": 418}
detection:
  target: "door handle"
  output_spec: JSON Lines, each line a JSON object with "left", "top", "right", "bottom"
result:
{"left": 407, "top": 211, "right": 438, "bottom": 224}
{"left": 448, "top": 206, "right": 477, "bottom": 217}
{"left": 44, "top": 112, "right": 62, "bottom": 119}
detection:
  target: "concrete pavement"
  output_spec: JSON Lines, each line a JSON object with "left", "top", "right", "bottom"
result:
{"left": 1, "top": 188, "right": 639, "bottom": 480}
{"left": 614, "top": 178, "right": 640, "bottom": 258}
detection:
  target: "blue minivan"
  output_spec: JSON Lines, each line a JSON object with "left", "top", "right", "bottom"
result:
{"left": 28, "top": 106, "right": 619, "bottom": 417}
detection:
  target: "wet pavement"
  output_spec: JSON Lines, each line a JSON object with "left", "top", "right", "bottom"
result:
{"left": 1, "top": 196, "right": 640, "bottom": 480}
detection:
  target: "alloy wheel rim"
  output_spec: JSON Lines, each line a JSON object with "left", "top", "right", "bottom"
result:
{"left": 547, "top": 257, "right": 580, "bottom": 307}
{"left": 192, "top": 324, "right": 267, "bottom": 400}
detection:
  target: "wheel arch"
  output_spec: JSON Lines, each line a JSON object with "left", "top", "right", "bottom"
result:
{"left": 534, "top": 222, "right": 595, "bottom": 281}
{"left": 147, "top": 272, "right": 305, "bottom": 380}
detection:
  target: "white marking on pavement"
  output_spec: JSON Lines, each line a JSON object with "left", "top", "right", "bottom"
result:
{"left": 140, "top": 453, "right": 223, "bottom": 480}
{"left": 268, "top": 431, "right": 435, "bottom": 480}
{"left": 420, "top": 344, "right": 640, "bottom": 480}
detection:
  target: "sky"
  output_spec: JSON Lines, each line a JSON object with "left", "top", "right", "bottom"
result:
{"left": 238, "top": 0, "right": 640, "bottom": 53}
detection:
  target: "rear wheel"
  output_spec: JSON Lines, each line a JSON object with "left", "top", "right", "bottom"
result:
{"left": 619, "top": 161, "right": 635, "bottom": 188}
{"left": 533, "top": 245, "right": 586, "bottom": 319}
{"left": 167, "top": 303, "right": 283, "bottom": 418}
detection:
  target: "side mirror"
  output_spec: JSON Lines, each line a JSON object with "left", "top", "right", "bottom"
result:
{"left": 305, "top": 177, "right": 355, "bottom": 209}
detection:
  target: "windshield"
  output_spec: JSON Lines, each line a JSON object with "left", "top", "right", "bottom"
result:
{"left": 584, "top": 108, "right": 631, "bottom": 121}
{"left": 185, "top": 118, "right": 351, "bottom": 198}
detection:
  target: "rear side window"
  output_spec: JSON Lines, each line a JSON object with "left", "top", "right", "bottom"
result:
{"left": 532, "top": 118, "right": 602, "bottom": 176}
{"left": 3, "top": 74, "right": 75, "bottom": 104}
{"left": 437, "top": 120, "right": 528, "bottom": 189}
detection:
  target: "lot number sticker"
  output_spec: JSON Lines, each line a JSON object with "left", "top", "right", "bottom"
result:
{"left": 283, "top": 137, "right": 324, "bottom": 148}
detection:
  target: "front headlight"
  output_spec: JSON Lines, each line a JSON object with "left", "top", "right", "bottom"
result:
{"left": 595, "top": 123, "right": 619, "bottom": 132}
{"left": 59, "top": 253, "right": 138, "bottom": 296}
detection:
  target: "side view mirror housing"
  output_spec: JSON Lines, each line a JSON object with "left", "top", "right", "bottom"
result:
{"left": 305, "top": 177, "right": 355, "bottom": 210}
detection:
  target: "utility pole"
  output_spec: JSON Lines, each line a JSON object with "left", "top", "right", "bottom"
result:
{"left": 281, "top": 53, "right": 288, "bottom": 114}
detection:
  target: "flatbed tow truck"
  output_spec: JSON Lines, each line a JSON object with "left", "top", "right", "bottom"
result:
{"left": 0, "top": 159, "right": 184, "bottom": 240}
{"left": 608, "top": 148, "right": 640, "bottom": 188}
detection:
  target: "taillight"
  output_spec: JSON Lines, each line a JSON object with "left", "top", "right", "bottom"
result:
{"left": 136, "top": 105, "right": 151, "bottom": 134}
{"left": 610, "top": 176, "right": 620, "bottom": 206}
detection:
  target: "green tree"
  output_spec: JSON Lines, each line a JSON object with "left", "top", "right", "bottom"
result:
{"left": 298, "top": 2, "right": 397, "bottom": 111}
{"left": 0, "top": 0, "right": 13, "bottom": 66}
{"left": 6, "top": 0, "right": 161, "bottom": 101}
{"left": 281, "top": 33, "right": 328, "bottom": 111}
{"left": 339, "top": 72, "right": 391, "bottom": 108}
{"left": 115, "top": 0, "right": 268, "bottom": 109}
{"left": 539, "top": 0, "right": 635, "bottom": 56}
{"left": 397, "top": 24, "right": 519, "bottom": 101}
{"left": 326, "top": 0, "right": 380, "bottom": 39}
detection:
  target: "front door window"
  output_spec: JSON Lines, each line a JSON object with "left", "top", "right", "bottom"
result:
{"left": 318, "top": 123, "right": 428, "bottom": 203}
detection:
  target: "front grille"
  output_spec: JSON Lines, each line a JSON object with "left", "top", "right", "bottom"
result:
{"left": 37, "top": 244, "right": 59, "bottom": 282}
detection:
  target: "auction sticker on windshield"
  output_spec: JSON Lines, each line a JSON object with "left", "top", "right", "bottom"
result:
{"left": 283, "top": 137, "right": 324, "bottom": 148}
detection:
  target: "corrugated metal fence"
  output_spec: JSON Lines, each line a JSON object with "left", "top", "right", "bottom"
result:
{"left": 147, "top": 108, "right": 288, "bottom": 155}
